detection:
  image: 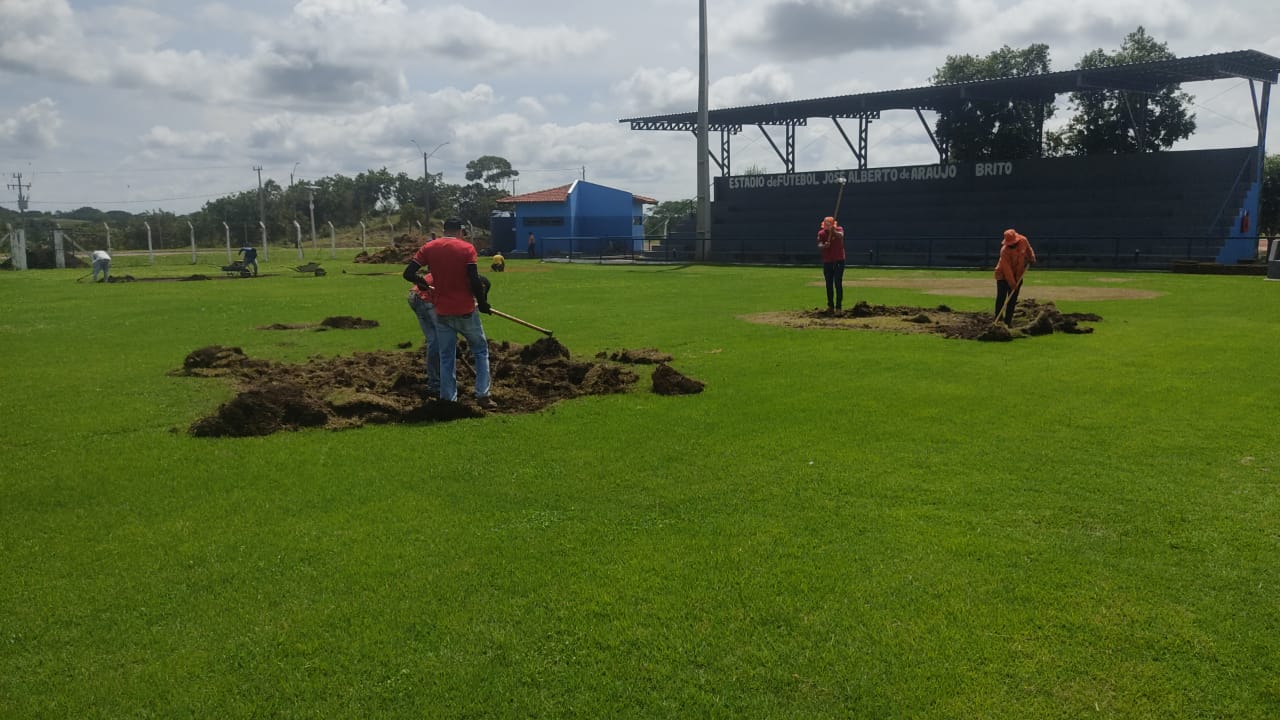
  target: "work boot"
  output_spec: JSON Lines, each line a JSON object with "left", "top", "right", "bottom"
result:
{"left": 477, "top": 396, "right": 498, "bottom": 410}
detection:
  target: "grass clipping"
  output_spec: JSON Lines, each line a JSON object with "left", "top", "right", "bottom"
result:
{"left": 173, "top": 337, "right": 703, "bottom": 437}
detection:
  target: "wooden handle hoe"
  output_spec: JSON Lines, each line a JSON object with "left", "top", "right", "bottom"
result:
{"left": 491, "top": 307, "right": 553, "bottom": 336}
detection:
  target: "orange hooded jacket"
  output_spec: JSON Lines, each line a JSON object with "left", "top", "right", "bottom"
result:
{"left": 994, "top": 229, "right": 1036, "bottom": 286}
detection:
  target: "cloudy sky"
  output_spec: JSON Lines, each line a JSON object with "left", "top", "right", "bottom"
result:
{"left": 2, "top": 0, "right": 1278, "bottom": 215}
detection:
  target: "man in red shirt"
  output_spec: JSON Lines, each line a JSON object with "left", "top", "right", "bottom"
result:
{"left": 817, "top": 215, "right": 845, "bottom": 311}
{"left": 402, "top": 218, "right": 495, "bottom": 408}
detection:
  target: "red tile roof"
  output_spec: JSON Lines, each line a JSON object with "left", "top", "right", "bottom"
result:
{"left": 497, "top": 182, "right": 658, "bottom": 205}
{"left": 498, "top": 184, "right": 572, "bottom": 204}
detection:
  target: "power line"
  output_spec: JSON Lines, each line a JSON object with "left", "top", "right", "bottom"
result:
{"left": 24, "top": 190, "right": 253, "bottom": 206}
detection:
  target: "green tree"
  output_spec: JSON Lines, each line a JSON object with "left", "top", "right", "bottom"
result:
{"left": 645, "top": 199, "right": 695, "bottom": 236}
{"left": 1051, "top": 27, "right": 1196, "bottom": 156}
{"left": 1261, "top": 153, "right": 1280, "bottom": 240}
{"left": 931, "top": 43, "right": 1055, "bottom": 161}
{"left": 464, "top": 156, "right": 519, "bottom": 187}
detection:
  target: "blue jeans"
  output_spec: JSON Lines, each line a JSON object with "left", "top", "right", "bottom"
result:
{"left": 407, "top": 291, "right": 441, "bottom": 397}
{"left": 435, "top": 310, "right": 491, "bottom": 401}
{"left": 92, "top": 259, "right": 111, "bottom": 282}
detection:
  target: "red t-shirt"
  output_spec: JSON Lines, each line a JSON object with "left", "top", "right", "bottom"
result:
{"left": 412, "top": 237, "right": 477, "bottom": 315}
{"left": 818, "top": 226, "right": 845, "bottom": 262}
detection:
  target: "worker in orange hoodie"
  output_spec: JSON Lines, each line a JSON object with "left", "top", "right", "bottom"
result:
{"left": 994, "top": 229, "right": 1036, "bottom": 326}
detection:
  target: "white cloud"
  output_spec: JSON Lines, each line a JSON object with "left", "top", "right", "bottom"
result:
{"left": 140, "top": 126, "right": 231, "bottom": 160}
{"left": 0, "top": 98, "right": 62, "bottom": 151}
{"left": 2, "top": 0, "right": 1276, "bottom": 214}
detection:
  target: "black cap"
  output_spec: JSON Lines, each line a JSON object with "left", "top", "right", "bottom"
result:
{"left": 443, "top": 217, "right": 463, "bottom": 231}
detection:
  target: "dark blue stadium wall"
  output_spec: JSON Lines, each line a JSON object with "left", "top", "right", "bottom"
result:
{"left": 704, "top": 147, "right": 1260, "bottom": 269}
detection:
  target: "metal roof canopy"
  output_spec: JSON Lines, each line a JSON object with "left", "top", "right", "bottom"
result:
{"left": 620, "top": 49, "right": 1280, "bottom": 172}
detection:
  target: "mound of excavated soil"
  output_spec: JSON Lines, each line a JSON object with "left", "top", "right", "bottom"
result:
{"left": 595, "top": 348, "right": 674, "bottom": 364}
{"left": 652, "top": 363, "right": 705, "bottom": 395}
{"left": 743, "top": 299, "right": 1099, "bottom": 341}
{"left": 173, "top": 338, "right": 701, "bottom": 437}
{"left": 352, "top": 234, "right": 423, "bottom": 264}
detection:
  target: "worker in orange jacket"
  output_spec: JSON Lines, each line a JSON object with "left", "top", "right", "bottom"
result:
{"left": 994, "top": 229, "right": 1036, "bottom": 326}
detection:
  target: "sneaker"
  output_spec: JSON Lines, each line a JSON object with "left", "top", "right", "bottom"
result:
{"left": 477, "top": 396, "right": 498, "bottom": 410}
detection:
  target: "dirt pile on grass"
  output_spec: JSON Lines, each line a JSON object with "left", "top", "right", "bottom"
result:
{"left": 258, "top": 316, "right": 380, "bottom": 331}
{"left": 352, "top": 234, "right": 423, "bottom": 264}
{"left": 173, "top": 338, "right": 702, "bottom": 437}
{"left": 744, "top": 299, "right": 1099, "bottom": 341}
{"left": 595, "top": 348, "right": 674, "bottom": 364}
{"left": 652, "top": 364, "right": 705, "bottom": 395}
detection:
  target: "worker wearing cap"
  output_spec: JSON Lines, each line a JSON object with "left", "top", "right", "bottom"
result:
{"left": 817, "top": 216, "right": 845, "bottom": 312}
{"left": 402, "top": 218, "right": 495, "bottom": 409}
{"left": 994, "top": 229, "right": 1036, "bottom": 326}
{"left": 490, "top": 251, "right": 505, "bottom": 272}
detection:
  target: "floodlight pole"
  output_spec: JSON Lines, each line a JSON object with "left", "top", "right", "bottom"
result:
{"left": 223, "top": 222, "right": 232, "bottom": 262}
{"left": 695, "top": 0, "right": 711, "bottom": 260}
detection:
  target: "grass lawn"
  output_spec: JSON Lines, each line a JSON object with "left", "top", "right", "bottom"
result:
{"left": 2, "top": 253, "right": 1278, "bottom": 718}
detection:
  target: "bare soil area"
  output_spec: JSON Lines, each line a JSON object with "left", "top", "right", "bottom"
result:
{"left": 819, "top": 276, "right": 1161, "bottom": 300}
{"left": 173, "top": 337, "right": 704, "bottom": 437}
{"left": 743, "top": 299, "right": 1100, "bottom": 341}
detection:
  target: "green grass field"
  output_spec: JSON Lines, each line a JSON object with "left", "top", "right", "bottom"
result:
{"left": 2, "top": 254, "right": 1278, "bottom": 718}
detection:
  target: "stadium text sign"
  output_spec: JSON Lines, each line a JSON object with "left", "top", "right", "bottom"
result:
{"left": 726, "top": 162, "right": 1016, "bottom": 190}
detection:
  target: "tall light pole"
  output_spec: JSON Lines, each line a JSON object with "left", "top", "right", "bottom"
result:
{"left": 695, "top": 0, "right": 711, "bottom": 260}
{"left": 412, "top": 139, "right": 449, "bottom": 227}
{"left": 290, "top": 161, "right": 300, "bottom": 187}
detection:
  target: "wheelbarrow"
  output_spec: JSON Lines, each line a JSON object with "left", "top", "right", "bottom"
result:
{"left": 220, "top": 261, "right": 253, "bottom": 277}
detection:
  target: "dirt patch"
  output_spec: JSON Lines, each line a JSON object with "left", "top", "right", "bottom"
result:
{"left": 652, "top": 363, "right": 705, "bottom": 395}
{"left": 743, "top": 299, "right": 1100, "bottom": 341}
{"left": 821, "top": 276, "right": 1161, "bottom": 301}
{"left": 257, "top": 316, "right": 380, "bottom": 331}
{"left": 353, "top": 234, "right": 423, "bottom": 264}
{"left": 173, "top": 337, "right": 705, "bottom": 436}
{"left": 595, "top": 348, "right": 674, "bottom": 364}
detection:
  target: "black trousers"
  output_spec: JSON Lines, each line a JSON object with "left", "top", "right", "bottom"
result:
{"left": 995, "top": 278, "right": 1021, "bottom": 325}
{"left": 823, "top": 261, "right": 845, "bottom": 308}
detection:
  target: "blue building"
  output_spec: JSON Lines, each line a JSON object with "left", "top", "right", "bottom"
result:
{"left": 494, "top": 180, "right": 656, "bottom": 257}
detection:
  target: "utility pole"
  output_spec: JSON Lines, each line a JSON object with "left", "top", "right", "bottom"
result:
{"left": 413, "top": 140, "right": 449, "bottom": 229}
{"left": 304, "top": 185, "right": 318, "bottom": 254}
{"left": 8, "top": 173, "right": 30, "bottom": 270}
{"left": 7, "top": 172, "right": 30, "bottom": 212}
{"left": 253, "top": 165, "right": 265, "bottom": 237}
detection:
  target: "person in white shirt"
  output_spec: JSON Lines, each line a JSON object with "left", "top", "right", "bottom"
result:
{"left": 90, "top": 250, "right": 112, "bottom": 283}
